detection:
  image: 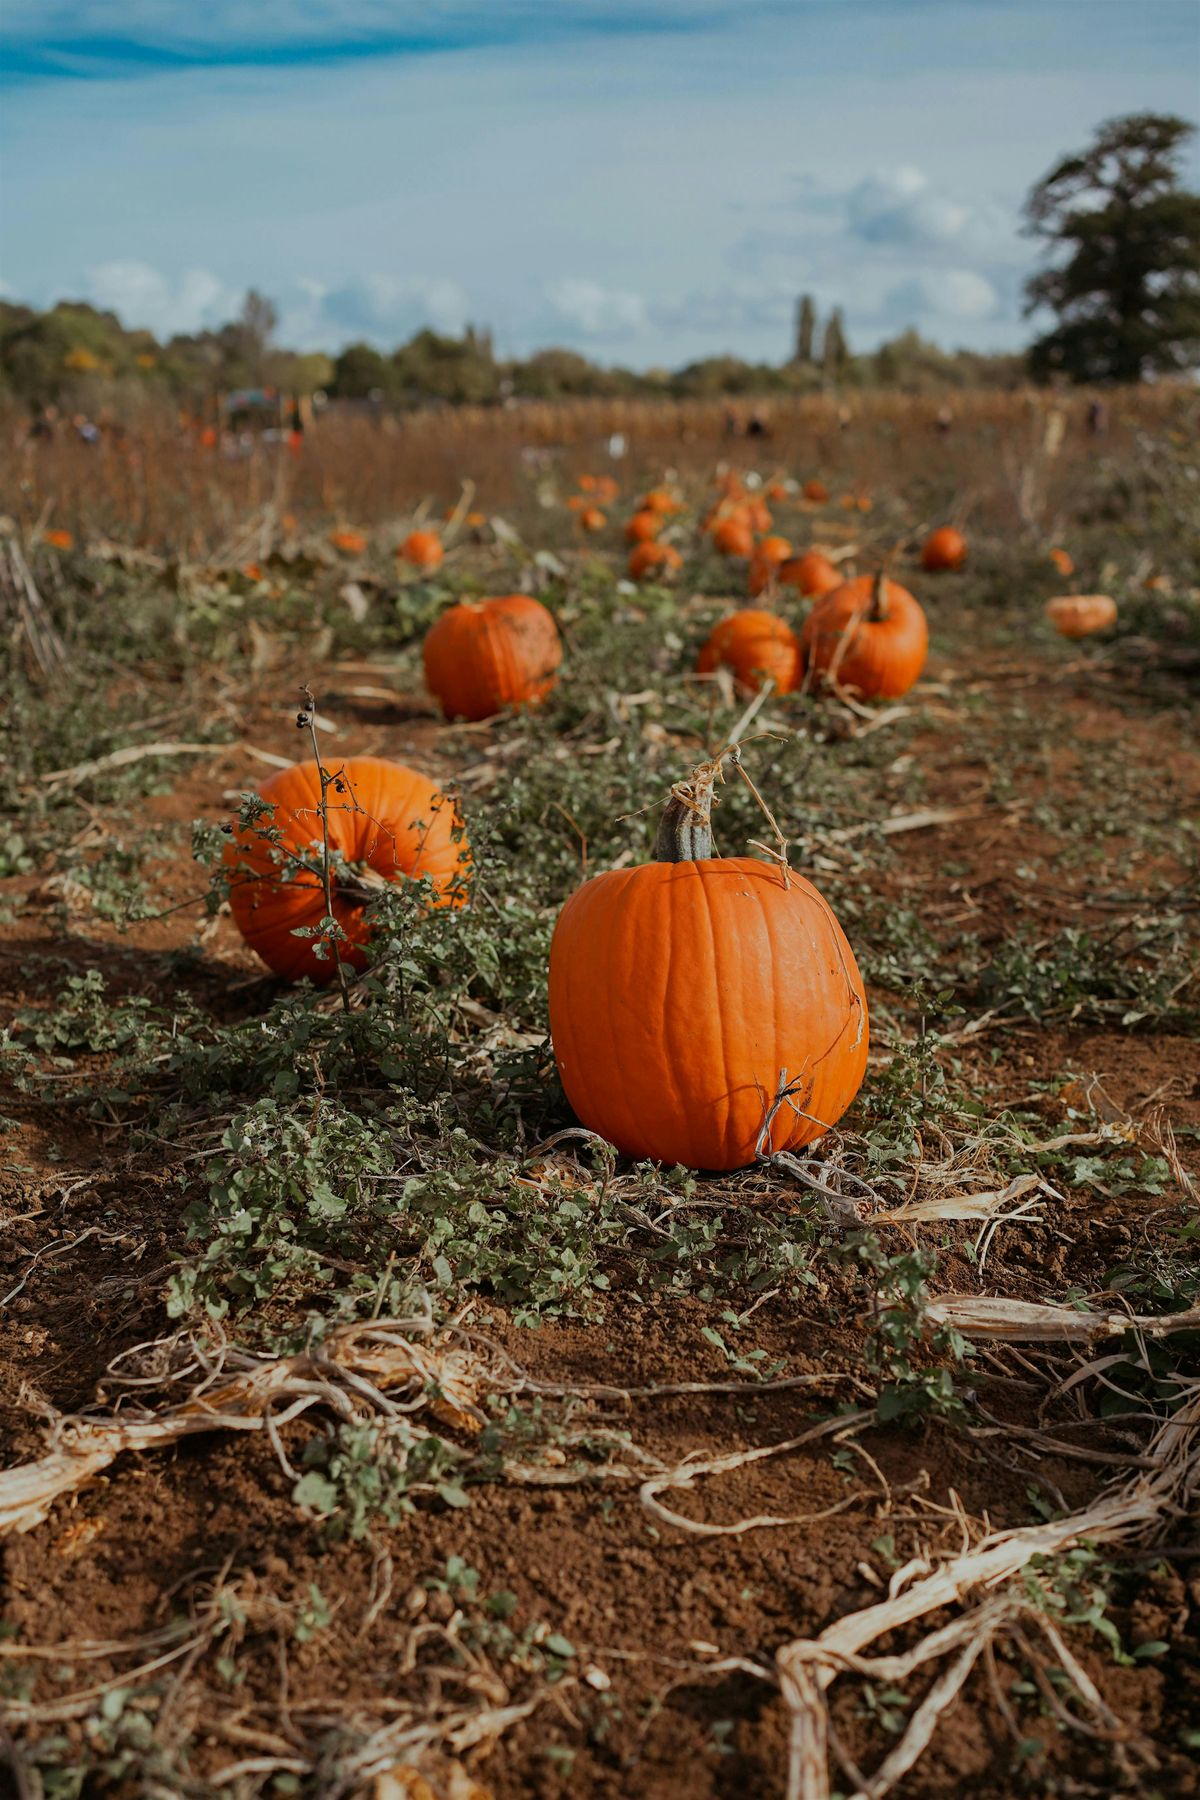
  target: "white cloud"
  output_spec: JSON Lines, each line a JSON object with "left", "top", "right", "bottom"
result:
{"left": 293, "top": 274, "right": 471, "bottom": 343}
{"left": 885, "top": 268, "right": 999, "bottom": 321}
{"left": 82, "top": 260, "right": 240, "bottom": 335}
{"left": 543, "top": 279, "right": 648, "bottom": 340}
{"left": 847, "top": 166, "right": 972, "bottom": 249}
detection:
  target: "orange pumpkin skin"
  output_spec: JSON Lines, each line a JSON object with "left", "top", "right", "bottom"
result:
{"left": 423, "top": 595, "right": 562, "bottom": 721}
{"left": 226, "top": 757, "right": 470, "bottom": 984}
{"left": 779, "top": 551, "right": 841, "bottom": 598}
{"left": 1048, "top": 547, "right": 1074, "bottom": 577}
{"left": 579, "top": 506, "right": 607, "bottom": 532}
{"left": 803, "top": 479, "right": 829, "bottom": 504}
{"left": 697, "top": 609, "right": 800, "bottom": 694}
{"left": 801, "top": 576, "right": 929, "bottom": 699}
{"left": 330, "top": 528, "right": 367, "bottom": 557}
{"left": 628, "top": 541, "right": 682, "bottom": 581}
{"left": 921, "top": 527, "right": 967, "bottom": 572}
{"left": 1045, "top": 594, "right": 1117, "bottom": 638}
{"left": 712, "top": 515, "right": 755, "bottom": 558}
{"left": 43, "top": 528, "right": 74, "bottom": 551}
{"left": 549, "top": 856, "right": 868, "bottom": 1171}
{"left": 401, "top": 530, "right": 444, "bottom": 571}
{"left": 747, "top": 498, "right": 773, "bottom": 533}
{"left": 642, "top": 487, "right": 683, "bottom": 515}
{"left": 625, "top": 510, "right": 661, "bottom": 544}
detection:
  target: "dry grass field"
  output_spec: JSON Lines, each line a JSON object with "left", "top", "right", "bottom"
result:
{"left": 2, "top": 385, "right": 1199, "bottom": 1800}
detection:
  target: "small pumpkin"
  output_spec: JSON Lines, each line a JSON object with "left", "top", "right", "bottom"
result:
{"left": 642, "top": 486, "right": 683, "bottom": 515}
{"left": 423, "top": 595, "right": 562, "bottom": 721}
{"left": 579, "top": 506, "right": 607, "bottom": 532}
{"left": 628, "top": 541, "right": 683, "bottom": 581}
{"left": 42, "top": 528, "right": 74, "bottom": 552}
{"left": 400, "top": 529, "right": 444, "bottom": 571}
{"left": 802, "top": 479, "right": 829, "bottom": 504}
{"left": 921, "top": 526, "right": 967, "bottom": 572}
{"left": 696, "top": 609, "right": 800, "bottom": 694}
{"left": 226, "top": 757, "right": 470, "bottom": 983}
{"left": 778, "top": 550, "right": 842, "bottom": 598}
{"left": 747, "top": 497, "right": 773, "bottom": 534}
{"left": 625, "top": 510, "right": 661, "bottom": 544}
{"left": 548, "top": 759, "right": 868, "bottom": 1171}
{"left": 712, "top": 514, "right": 755, "bottom": 558}
{"left": 801, "top": 572, "right": 929, "bottom": 700}
{"left": 330, "top": 527, "right": 367, "bottom": 557}
{"left": 1045, "top": 594, "right": 1117, "bottom": 639}
{"left": 767, "top": 480, "right": 790, "bottom": 502}
{"left": 1048, "top": 547, "right": 1074, "bottom": 577}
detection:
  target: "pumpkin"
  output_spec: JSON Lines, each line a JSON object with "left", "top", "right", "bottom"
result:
{"left": 43, "top": 528, "right": 74, "bottom": 552}
{"left": 696, "top": 609, "right": 800, "bottom": 694}
{"left": 465, "top": 510, "right": 487, "bottom": 529}
{"left": 802, "top": 479, "right": 829, "bottom": 504}
{"left": 330, "top": 527, "right": 367, "bottom": 557}
{"left": 767, "top": 480, "right": 790, "bottom": 502}
{"left": 400, "top": 529, "right": 444, "bottom": 571}
{"left": 566, "top": 494, "right": 588, "bottom": 512}
{"left": 778, "top": 550, "right": 841, "bottom": 598}
{"left": 424, "top": 595, "right": 562, "bottom": 721}
{"left": 747, "top": 497, "right": 773, "bottom": 533}
{"left": 625, "top": 510, "right": 661, "bottom": 544}
{"left": 716, "top": 471, "right": 746, "bottom": 500}
{"left": 548, "top": 760, "right": 868, "bottom": 1170}
{"left": 801, "top": 572, "right": 929, "bottom": 700}
{"left": 579, "top": 506, "right": 607, "bottom": 532}
{"left": 712, "top": 514, "right": 755, "bottom": 558}
{"left": 593, "top": 476, "right": 620, "bottom": 505}
{"left": 642, "top": 486, "right": 683, "bottom": 515}
{"left": 920, "top": 526, "right": 967, "bottom": 572}
{"left": 226, "top": 757, "right": 470, "bottom": 983}
{"left": 1048, "top": 547, "right": 1074, "bottom": 577}
{"left": 628, "top": 541, "right": 683, "bottom": 581}
{"left": 1045, "top": 594, "right": 1117, "bottom": 638}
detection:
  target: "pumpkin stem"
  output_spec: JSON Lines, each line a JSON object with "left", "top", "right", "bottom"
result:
{"left": 868, "top": 570, "right": 890, "bottom": 621}
{"left": 654, "top": 759, "right": 720, "bottom": 862}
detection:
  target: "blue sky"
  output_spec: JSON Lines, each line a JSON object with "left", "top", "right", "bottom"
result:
{"left": 2, "top": 1, "right": 1198, "bottom": 367}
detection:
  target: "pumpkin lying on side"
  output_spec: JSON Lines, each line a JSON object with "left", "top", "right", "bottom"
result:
{"left": 801, "top": 572, "right": 929, "bottom": 700}
{"left": 628, "top": 541, "right": 683, "bottom": 581}
{"left": 696, "top": 608, "right": 801, "bottom": 695}
{"left": 226, "top": 757, "right": 470, "bottom": 983}
{"left": 712, "top": 514, "right": 755, "bottom": 558}
{"left": 400, "top": 529, "right": 444, "bottom": 571}
{"left": 1045, "top": 594, "right": 1117, "bottom": 638}
{"left": 423, "top": 595, "right": 562, "bottom": 722}
{"left": 624, "top": 510, "right": 661, "bottom": 544}
{"left": 548, "top": 759, "right": 868, "bottom": 1171}
{"left": 921, "top": 526, "right": 967, "bottom": 571}
{"left": 777, "top": 549, "right": 841, "bottom": 598}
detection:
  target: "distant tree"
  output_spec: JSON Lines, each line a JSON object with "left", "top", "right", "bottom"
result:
{"left": 219, "top": 289, "right": 278, "bottom": 386}
{"left": 822, "top": 307, "right": 848, "bottom": 376}
{"left": 332, "top": 342, "right": 393, "bottom": 399}
{"left": 794, "top": 294, "right": 817, "bottom": 364}
{"left": 1024, "top": 113, "right": 1200, "bottom": 383}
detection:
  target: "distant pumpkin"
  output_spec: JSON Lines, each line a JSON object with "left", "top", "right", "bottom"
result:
{"left": 747, "top": 535, "right": 794, "bottom": 597}
{"left": 400, "top": 530, "right": 444, "bottom": 571}
{"left": 921, "top": 526, "right": 967, "bottom": 572}
{"left": 697, "top": 609, "right": 801, "bottom": 694}
{"left": 712, "top": 515, "right": 755, "bottom": 558}
{"left": 778, "top": 550, "right": 842, "bottom": 599}
{"left": 1048, "top": 547, "right": 1074, "bottom": 577}
{"left": 642, "top": 486, "right": 683, "bottom": 515}
{"left": 226, "top": 756, "right": 470, "bottom": 983}
{"left": 802, "top": 479, "right": 829, "bottom": 504}
{"left": 330, "top": 527, "right": 367, "bottom": 557}
{"left": 628, "top": 541, "right": 683, "bottom": 581}
{"left": 625, "top": 510, "right": 661, "bottom": 544}
{"left": 42, "top": 528, "right": 74, "bottom": 552}
{"left": 423, "top": 595, "right": 562, "bottom": 721}
{"left": 1045, "top": 594, "right": 1117, "bottom": 639}
{"left": 579, "top": 506, "right": 607, "bottom": 531}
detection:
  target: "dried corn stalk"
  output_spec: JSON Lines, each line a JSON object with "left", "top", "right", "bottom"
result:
{"left": 0, "top": 1320, "right": 491, "bottom": 1537}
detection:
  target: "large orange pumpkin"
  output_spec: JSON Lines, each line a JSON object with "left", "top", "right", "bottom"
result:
{"left": 696, "top": 609, "right": 800, "bottom": 694}
{"left": 778, "top": 550, "right": 842, "bottom": 598}
{"left": 423, "top": 595, "right": 562, "bottom": 721}
{"left": 625, "top": 510, "right": 661, "bottom": 544}
{"left": 548, "top": 763, "right": 868, "bottom": 1170}
{"left": 712, "top": 514, "right": 755, "bottom": 558}
{"left": 400, "top": 529, "right": 444, "bottom": 572}
{"left": 226, "top": 757, "right": 470, "bottom": 983}
{"left": 921, "top": 526, "right": 967, "bottom": 572}
{"left": 628, "top": 541, "right": 683, "bottom": 581}
{"left": 1045, "top": 594, "right": 1117, "bottom": 638}
{"left": 801, "top": 573, "right": 929, "bottom": 699}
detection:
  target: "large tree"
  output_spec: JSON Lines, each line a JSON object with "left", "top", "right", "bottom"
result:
{"left": 1024, "top": 112, "right": 1200, "bottom": 383}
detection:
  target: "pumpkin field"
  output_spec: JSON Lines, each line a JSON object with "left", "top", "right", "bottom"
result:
{"left": 2, "top": 387, "right": 1199, "bottom": 1800}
